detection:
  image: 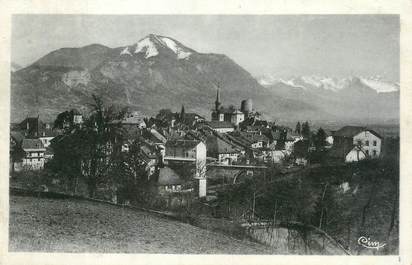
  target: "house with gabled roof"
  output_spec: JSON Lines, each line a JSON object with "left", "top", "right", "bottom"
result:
{"left": 330, "top": 126, "right": 383, "bottom": 162}
{"left": 164, "top": 139, "right": 207, "bottom": 197}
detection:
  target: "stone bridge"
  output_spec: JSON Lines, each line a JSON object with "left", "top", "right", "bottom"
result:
{"left": 206, "top": 163, "right": 267, "bottom": 184}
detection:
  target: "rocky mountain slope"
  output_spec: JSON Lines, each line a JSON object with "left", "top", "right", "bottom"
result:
{"left": 11, "top": 34, "right": 398, "bottom": 123}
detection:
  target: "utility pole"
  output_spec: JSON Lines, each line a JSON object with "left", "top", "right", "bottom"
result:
{"left": 252, "top": 191, "right": 256, "bottom": 220}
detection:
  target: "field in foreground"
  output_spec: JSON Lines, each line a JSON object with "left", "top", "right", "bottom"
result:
{"left": 9, "top": 195, "right": 276, "bottom": 254}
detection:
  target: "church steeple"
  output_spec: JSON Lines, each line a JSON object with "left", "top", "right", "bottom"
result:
{"left": 215, "top": 86, "right": 221, "bottom": 111}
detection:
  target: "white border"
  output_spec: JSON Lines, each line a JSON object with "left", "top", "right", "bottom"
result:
{"left": 0, "top": 1, "right": 411, "bottom": 265}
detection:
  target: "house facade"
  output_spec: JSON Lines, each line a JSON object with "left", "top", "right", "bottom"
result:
{"left": 330, "top": 126, "right": 382, "bottom": 163}
{"left": 164, "top": 140, "right": 207, "bottom": 177}
{"left": 21, "top": 139, "right": 46, "bottom": 170}
{"left": 164, "top": 139, "right": 207, "bottom": 197}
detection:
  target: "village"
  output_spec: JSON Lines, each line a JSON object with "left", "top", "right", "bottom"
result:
{"left": 10, "top": 87, "right": 384, "bottom": 204}
{"left": 9, "top": 82, "right": 400, "bottom": 255}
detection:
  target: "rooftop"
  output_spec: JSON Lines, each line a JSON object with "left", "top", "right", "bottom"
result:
{"left": 22, "top": 138, "right": 45, "bottom": 150}
{"left": 206, "top": 121, "right": 235, "bottom": 129}
{"left": 165, "top": 139, "right": 201, "bottom": 149}
{"left": 206, "top": 135, "right": 240, "bottom": 155}
{"left": 333, "top": 126, "right": 382, "bottom": 138}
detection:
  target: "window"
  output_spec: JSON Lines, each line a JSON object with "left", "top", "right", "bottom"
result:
{"left": 357, "top": 140, "right": 362, "bottom": 145}
{"left": 365, "top": 140, "right": 369, "bottom": 146}
{"left": 373, "top": 140, "right": 377, "bottom": 146}
{"left": 373, "top": 150, "right": 377, "bottom": 157}
{"left": 365, "top": 150, "right": 369, "bottom": 155}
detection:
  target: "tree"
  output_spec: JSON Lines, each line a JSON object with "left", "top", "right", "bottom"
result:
{"left": 295, "top": 122, "right": 301, "bottom": 134}
{"left": 53, "top": 109, "right": 84, "bottom": 132}
{"left": 50, "top": 95, "right": 127, "bottom": 198}
{"left": 275, "top": 129, "right": 287, "bottom": 150}
{"left": 10, "top": 138, "right": 25, "bottom": 175}
{"left": 301, "top": 121, "right": 310, "bottom": 139}
{"left": 109, "top": 140, "right": 150, "bottom": 204}
{"left": 180, "top": 105, "right": 185, "bottom": 121}
{"left": 314, "top": 127, "right": 327, "bottom": 150}
{"left": 293, "top": 140, "right": 309, "bottom": 159}
{"left": 80, "top": 95, "right": 127, "bottom": 197}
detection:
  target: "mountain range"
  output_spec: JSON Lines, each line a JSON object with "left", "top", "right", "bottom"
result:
{"left": 255, "top": 75, "right": 399, "bottom": 124}
{"left": 11, "top": 34, "right": 399, "bottom": 124}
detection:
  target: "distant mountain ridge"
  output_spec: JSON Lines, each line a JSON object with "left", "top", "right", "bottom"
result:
{"left": 257, "top": 75, "right": 399, "bottom": 93}
{"left": 255, "top": 74, "right": 399, "bottom": 123}
{"left": 11, "top": 34, "right": 399, "bottom": 123}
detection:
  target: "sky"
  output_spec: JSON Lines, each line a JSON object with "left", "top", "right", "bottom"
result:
{"left": 12, "top": 15, "right": 399, "bottom": 82}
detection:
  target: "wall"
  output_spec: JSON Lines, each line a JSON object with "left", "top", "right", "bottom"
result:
{"left": 218, "top": 153, "right": 239, "bottom": 165}
{"left": 198, "top": 179, "right": 207, "bottom": 197}
{"left": 22, "top": 150, "right": 45, "bottom": 170}
{"left": 214, "top": 127, "right": 235, "bottom": 133}
{"left": 353, "top": 131, "right": 382, "bottom": 158}
{"left": 231, "top": 113, "right": 244, "bottom": 126}
{"left": 166, "top": 145, "right": 196, "bottom": 159}
{"left": 39, "top": 137, "right": 54, "bottom": 148}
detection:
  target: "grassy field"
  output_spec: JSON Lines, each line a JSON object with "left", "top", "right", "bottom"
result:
{"left": 9, "top": 195, "right": 277, "bottom": 254}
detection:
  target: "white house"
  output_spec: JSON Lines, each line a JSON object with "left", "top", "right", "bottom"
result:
{"left": 164, "top": 140, "right": 207, "bottom": 177}
{"left": 330, "top": 126, "right": 382, "bottom": 163}
{"left": 230, "top": 110, "right": 245, "bottom": 126}
{"left": 164, "top": 139, "right": 207, "bottom": 198}
{"left": 21, "top": 139, "right": 46, "bottom": 170}
{"left": 353, "top": 130, "right": 382, "bottom": 158}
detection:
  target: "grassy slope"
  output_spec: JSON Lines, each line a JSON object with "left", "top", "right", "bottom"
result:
{"left": 9, "top": 195, "right": 276, "bottom": 254}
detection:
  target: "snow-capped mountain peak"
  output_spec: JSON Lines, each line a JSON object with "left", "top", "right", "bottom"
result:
{"left": 134, "top": 36, "right": 159, "bottom": 58}
{"left": 121, "top": 34, "right": 193, "bottom": 60}
{"left": 359, "top": 77, "right": 399, "bottom": 93}
{"left": 158, "top": 36, "right": 192, "bottom": 59}
{"left": 256, "top": 74, "right": 399, "bottom": 94}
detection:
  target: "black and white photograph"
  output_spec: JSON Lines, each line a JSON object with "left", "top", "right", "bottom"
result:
{"left": 3, "top": 5, "right": 409, "bottom": 262}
